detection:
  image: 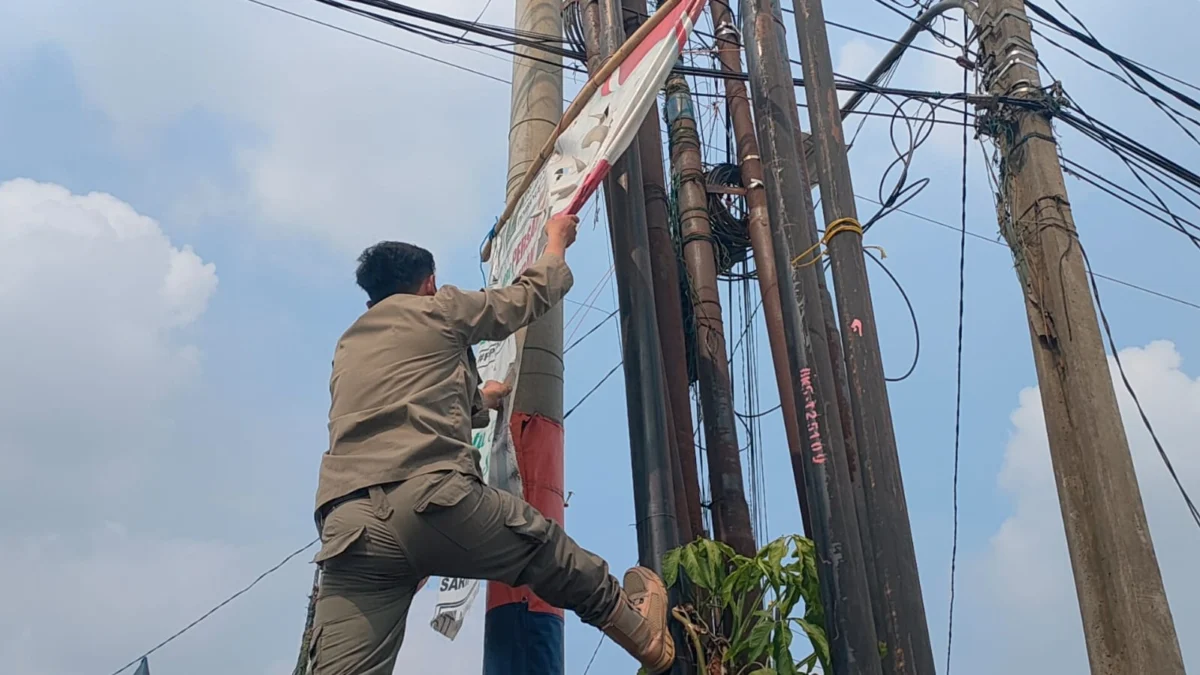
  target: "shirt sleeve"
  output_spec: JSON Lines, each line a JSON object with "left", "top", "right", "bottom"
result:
{"left": 435, "top": 252, "right": 574, "bottom": 345}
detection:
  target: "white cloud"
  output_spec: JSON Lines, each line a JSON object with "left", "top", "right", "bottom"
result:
{"left": 962, "top": 340, "right": 1198, "bottom": 673}
{"left": 0, "top": 177, "right": 477, "bottom": 674}
{"left": 0, "top": 0, "right": 516, "bottom": 255}
{"left": 0, "top": 178, "right": 217, "bottom": 502}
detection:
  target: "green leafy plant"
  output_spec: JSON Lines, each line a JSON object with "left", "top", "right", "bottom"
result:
{"left": 660, "top": 535, "right": 829, "bottom": 675}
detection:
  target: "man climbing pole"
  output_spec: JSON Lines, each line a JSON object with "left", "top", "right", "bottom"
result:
{"left": 309, "top": 213, "right": 676, "bottom": 675}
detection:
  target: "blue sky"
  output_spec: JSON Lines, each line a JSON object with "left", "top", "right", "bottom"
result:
{"left": 0, "top": 1, "right": 1197, "bottom": 674}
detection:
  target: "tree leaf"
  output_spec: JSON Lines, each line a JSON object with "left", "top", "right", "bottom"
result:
{"left": 794, "top": 618, "right": 830, "bottom": 668}
{"left": 733, "top": 618, "right": 774, "bottom": 664}
{"left": 702, "top": 538, "right": 727, "bottom": 589}
{"left": 764, "top": 537, "right": 787, "bottom": 570}
{"left": 662, "top": 547, "right": 682, "bottom": 588}
{"left": 680, "top": 544, "right": 709, "bottom": 590}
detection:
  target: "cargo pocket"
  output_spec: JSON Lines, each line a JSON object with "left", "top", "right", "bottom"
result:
{"left": 413, "top": 471, "right": 474, "bottom": 513}
{"left": 504, "top": 505, "right": 552, "bottom": 545}
{"left": 312, "top": 525, "right": 367, "bottom": 566}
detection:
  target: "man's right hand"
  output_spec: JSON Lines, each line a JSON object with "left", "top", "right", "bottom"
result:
{"left": 544, "top": 213, "right": 579, "bottom": 257}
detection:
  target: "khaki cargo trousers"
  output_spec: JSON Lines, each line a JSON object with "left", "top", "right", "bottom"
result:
{"left": 309, "top": 470, "right": 622, "bottom": 675}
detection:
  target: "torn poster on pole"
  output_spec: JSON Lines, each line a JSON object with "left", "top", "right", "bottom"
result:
{"left": 430, "top": 0, "right": 708, "bottom": 640}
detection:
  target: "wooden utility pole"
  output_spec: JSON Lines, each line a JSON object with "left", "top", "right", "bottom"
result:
{"left": 291, "top": 569, "right": 320, "bottom": 675}
{"left": 741, "top": 0, "right": 882, "bottom": 672}
{"left": 483, "top": 0, "right": 567, "bottom": 670}
{"left": 976, "top": 1, "right": 1185, "bottom": 673}
{"left": 625, "top": 0, "right": 706, "bottom": 543}
{"left": 790, "top": 0, "right": 935, "bottom": 671}
{"left": 664, "top": 72, "right": 758, "bottom": 557}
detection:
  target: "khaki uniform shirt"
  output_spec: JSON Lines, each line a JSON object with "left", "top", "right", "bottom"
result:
{"left": 315, "top": 253, "right": 573, "bottom": 513}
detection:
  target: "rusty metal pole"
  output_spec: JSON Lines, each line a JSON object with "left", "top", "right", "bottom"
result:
{"left": 664, "top": 72, "right": 758, "bottom": 558}
{"left": 790, "top": 1, "right": 935, "bottom": 672}
{"left": 741, "top": 0, "right": 883, "bottom": 672}
{"left": 592, "top": 2, "right": 688, "bottom": 672}
{"left": 591, "top": 0, "right": 684, "bottom": 576}
{"left": 625, "top": 0, "right": 706, "bottom": 543}
{"left": 704, "top": 0, "right": 812, "bottom": 538}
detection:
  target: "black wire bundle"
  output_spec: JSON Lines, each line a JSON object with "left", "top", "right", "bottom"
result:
{"left": 562, "top": 0, "right": 588, "bottom": 56}
{"left": 1014, "top": 1, "right": 1200, "bottom": 250}
{"left": 703, "top": 163, "right": 754, "bottom": 276}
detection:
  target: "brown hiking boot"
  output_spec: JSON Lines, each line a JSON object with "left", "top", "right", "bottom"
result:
{"left": 600, "top": 566, "right": 676, "bottom": 674}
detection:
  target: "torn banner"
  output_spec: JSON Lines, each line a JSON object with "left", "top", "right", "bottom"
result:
{"left": 430, "top": 0, "right": 709, "bottom": 641}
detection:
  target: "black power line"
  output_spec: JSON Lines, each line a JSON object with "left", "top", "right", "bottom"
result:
{"left": 105, "top": 539, "right": 320, "bottom": 675}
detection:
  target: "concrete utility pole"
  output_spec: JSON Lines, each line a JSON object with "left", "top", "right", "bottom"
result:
{"left": 741, "top": 0, "right": 882, "bottom": 672}
{"left": 483, "top": 0, "right": 567, "bottom": 670}
{"left": 625, "top": 0, "right": 706, "bottom": 543}
{"left": 976, "top": 2, "right": 1185, "bottom": 673}
{"left": 664, "top": 72, "right": 758, "bottom": 558}
{"left": 790, "top": 0, "right": 935, "bottom": 671}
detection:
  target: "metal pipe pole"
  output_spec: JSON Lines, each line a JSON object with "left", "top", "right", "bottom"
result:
{"left": 790, "top": 0, "right": 935, "bottom": 672}
{"left": 588, "top": 4, "right": 688, "bottom": 671}
{"left": 705, "top": 0, "right": 812, "bottom": 538}
{"left": 664, "top": 72, "right": 758, "bottom": 558}
{"left": 590, "top": 0, "right": 684, "bottom": 573}
{"left": 977, "top": 1, "right": 1184, "bottom": 672}
{"left": 741, "top": 0, "right": 882, "bottom": 672}
{"left": 625, "top": 0, "right": 706, "bottom": 543}
{"left": 484, "top": 0, "right": 568, "bottom": 669}
{"left": 841, "top": 0, "right": 980, "bottom": 116}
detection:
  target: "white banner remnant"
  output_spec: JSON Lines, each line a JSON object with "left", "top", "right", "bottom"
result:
{"left": 431, "top": 0, "right": 709, "bottom": 640}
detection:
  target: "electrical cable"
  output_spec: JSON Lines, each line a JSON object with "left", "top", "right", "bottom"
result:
{"left": 105, "top": 538, "right": 320, "bottom": 675}
{"left": 245, "top": 0, "right": 511, "bottom": 84}
{"left": 856, "top": 194, "right": 1200, "bottom": 312}
{"left": 1056, "top": 104, "right": 1200, "bottom": 249}
{"left": 944, "top": 32, "right": 969, "bottom": 672}
{"left": 298, "top": 0, "right": 1033, "bottom": 109}
{"left": 564, "top": 361, "right": 624, "bottom": 419}
{"left": 580, "top": 634, "right": 607, "bottom": 675}
{"left": 1025, "top": 0, "right": 1200, "bottom": 116}
{"left": 735, "top": 403, "right": 782, "bottom": 419}
{"left": 864, "top": 250, "right": 921, "bottom": 383}
{"left": 1080, "top": 247, "right": 1200, "bottom": 531}
{"left": 565, "top": 309, "right": 620, "bottom": 355}
{"left": 1031, "top": 26, "right": 1200, "bottom": 145}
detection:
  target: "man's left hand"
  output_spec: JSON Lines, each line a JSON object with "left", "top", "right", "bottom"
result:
{"left": 480, "top": 380, "right": 512, "bottom": 410}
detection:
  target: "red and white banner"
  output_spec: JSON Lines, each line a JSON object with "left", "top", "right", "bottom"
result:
{"left": 431, "top": 0, "right": 708, "bottom": 640}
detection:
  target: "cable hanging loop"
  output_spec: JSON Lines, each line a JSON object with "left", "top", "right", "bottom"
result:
{"left": 791, "top": 216, "right": 866, "bottom": 268}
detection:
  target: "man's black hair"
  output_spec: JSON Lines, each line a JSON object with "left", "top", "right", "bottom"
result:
{"left": 355, "top": 241, "right": 435, "bottom": 305}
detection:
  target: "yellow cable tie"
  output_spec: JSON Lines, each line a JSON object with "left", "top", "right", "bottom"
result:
{"left": 791, "top": 217, "right": 865, "bottom": 268}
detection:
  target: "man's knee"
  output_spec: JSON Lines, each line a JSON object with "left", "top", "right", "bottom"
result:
{"left": 518, "top": 513, "right": 622, "bottom": 624}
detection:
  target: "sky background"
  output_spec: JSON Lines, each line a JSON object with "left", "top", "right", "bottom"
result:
{"left": 0, "top": 0, "right": 1197, "bottom": 674}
